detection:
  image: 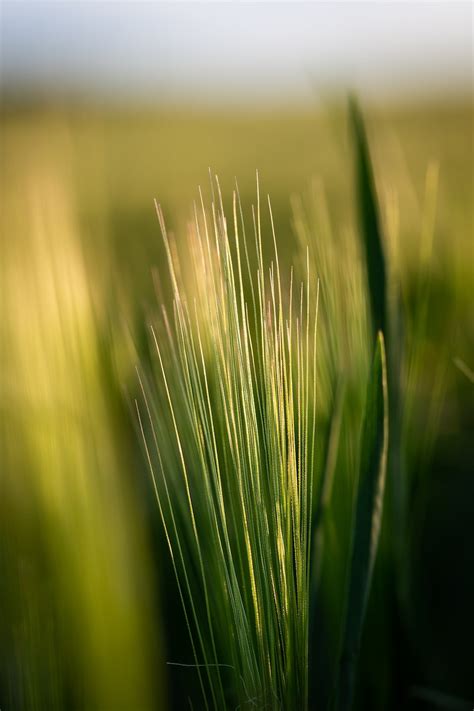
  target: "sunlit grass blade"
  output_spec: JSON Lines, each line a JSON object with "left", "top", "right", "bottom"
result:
{"left": 335, "top": 331, "right": 389, "bottom": 711}
{"left": 453, "top": 357, "right": 474, "bottom": 384}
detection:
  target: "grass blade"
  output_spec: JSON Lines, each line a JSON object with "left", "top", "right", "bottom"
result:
{"left": 312, "top": 376, "right": 346, "bottom": 586}
{"left": 350, "top": 97, "right": 387, "bottom": 341}
{"left": 335, "top": 331, "right": 389, "bottom": 711}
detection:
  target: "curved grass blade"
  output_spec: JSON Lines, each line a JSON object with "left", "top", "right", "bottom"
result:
{"left": 351, "top": 94, "right": 409, "bottom": 605}
{"left": 350, "top": 96, "right": 387, "bottom": 341}
{"left": 335, "top": 331, "right": 389, "bottom": 711}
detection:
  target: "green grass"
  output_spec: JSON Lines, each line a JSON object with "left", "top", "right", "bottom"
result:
{"left": 335, "top": 332, "right": 389, "bottom": 711}
{"left": 135, "top": 117, "right": 393, "bottom": 707}
{"left": 1, "top": 97, "right": 473, "bottom": 710}
{"left": 0, "top": 177, "right": 164, "bottom": 710}
{"left": 137, "top": 180, "right": 319, "bottom": 709}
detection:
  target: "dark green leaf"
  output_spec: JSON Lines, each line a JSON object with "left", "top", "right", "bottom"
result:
{"left": 350, "top": 97, "right": 387, "bottom": 341}
{"left": 335, "top": 331, "right": 389, "bottom": 711}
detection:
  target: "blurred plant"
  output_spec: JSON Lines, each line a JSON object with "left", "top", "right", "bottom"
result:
{"left": 0, "top": 173, "right": 163, "bottom": 710}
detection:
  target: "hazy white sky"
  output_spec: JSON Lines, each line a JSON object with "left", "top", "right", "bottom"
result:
{"left": 1, "top": 2, "right": 472, "bottom": 103}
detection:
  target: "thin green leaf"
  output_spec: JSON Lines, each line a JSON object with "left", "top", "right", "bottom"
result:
{"left": 350, "top": 97, "right": 387, "bottom": 341}
{"left": 335, "top": 331, "right": 389, "bottom": 711}
{"left": 312, "top": 377, "right": 346, "bottom": 586}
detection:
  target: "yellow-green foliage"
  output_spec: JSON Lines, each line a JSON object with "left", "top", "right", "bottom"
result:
{"left": 1, "top": 170, "right": 163, "bottom": 710}
{"left": 1, "top": 97, "right": 472, "bottom": 710}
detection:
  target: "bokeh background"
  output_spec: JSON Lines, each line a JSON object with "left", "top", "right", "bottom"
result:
{"left": 1, "top": 2, "right": 473, "bottom": 710}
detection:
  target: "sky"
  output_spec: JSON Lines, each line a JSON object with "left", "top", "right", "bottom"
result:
{"left": 1, "top": 2, "right": 472, "bottom": 104}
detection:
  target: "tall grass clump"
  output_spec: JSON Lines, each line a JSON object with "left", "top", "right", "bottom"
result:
{"left": 136, "top": 177, "right": 320, "bottom": 709}
{"left": 293, "top": 100, "right": 450, "bottom": 708}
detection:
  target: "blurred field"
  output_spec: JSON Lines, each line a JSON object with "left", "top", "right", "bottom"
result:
{"left": 2, "top": 98, "right": 472, "bottom": 295}
{"left": 1, "top": 97, "right": 473, "bottom": 709}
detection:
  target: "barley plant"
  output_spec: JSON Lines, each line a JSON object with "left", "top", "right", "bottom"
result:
{"left": 136, "top": 151, "right": 388, "bottom": 707}
{"left": 2, "top": 95, "right": 467, "bottom": 710}
{"left": 136, "top": 178, "right": 318, "bottom": 709}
